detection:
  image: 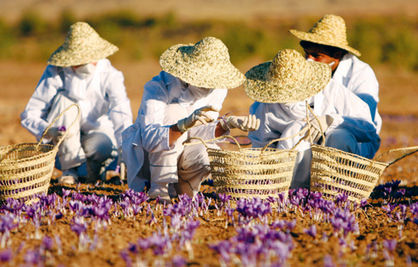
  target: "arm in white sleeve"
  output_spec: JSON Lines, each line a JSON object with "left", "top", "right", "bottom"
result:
{"left": 20, "top": 65, "right": 63, "bottom": 140}
{"left": 332, "top": 83, "right": 379, "bottom": 143}
{"left": 105, "top": 67, "right": 133, "bottom": 148}
{"left": 139, "top": 76, "right": 172, "bottom": 153}
{"left": 349, "top": 65, "right": 380, "bottom": 128}
{"left": 248, "top": 102, "right": 275, "bottom": 148}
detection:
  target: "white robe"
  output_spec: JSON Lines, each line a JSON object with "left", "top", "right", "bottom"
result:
{"left": 248, "top": 79, "right": 379, "bottom": 188}
{"left": 122, "top": 71, "right": 227, "bottom": 192}
{"left": 20, "top": 59, "right": 133, "bottom": 150}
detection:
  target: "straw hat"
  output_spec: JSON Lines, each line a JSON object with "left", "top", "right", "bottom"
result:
{"left": 48, "top": 22, "right": 118, "bottom": 67}
{"left": 244, "top": 49, "right": 331, "bottom": 103}
{"left": 290, "top": 14, "right": 361, "bottom": 57}
{"left": 159, "top": 36, "right": 245, "bottom": 89}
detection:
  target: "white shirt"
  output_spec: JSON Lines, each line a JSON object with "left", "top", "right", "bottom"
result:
{"left": 332, "top": 54, "right": 382, "bottom": 133}
{"left": 248, "top": 79, "right": 380, "bottom": 155}
{"left": 20, "top": 59, "right": 133, "bottom": 148}
{"left": 122, "top": 71, "right": 228, "bottom": 182}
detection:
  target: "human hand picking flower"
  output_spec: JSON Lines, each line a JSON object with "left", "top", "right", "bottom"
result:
{"left": 45, "top": 126, "right": 66, "bottom": 143}
{"left": 177, "top": 106, "right": 219, "bottom": 132}
{"left": 301, "top": 114, "right": 335, "bottom": 143}
{"left": 220, "top": 114, "right": 260, "bottom": 132}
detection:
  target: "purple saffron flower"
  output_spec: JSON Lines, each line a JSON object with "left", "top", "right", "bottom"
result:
{"left": 323, "top": 255, "right": 335, "bottom": 267}
{"left": 171, "top": 255, "right": 187, "bottom": 267}
{"left": 24, "top": 249, "right": 42, "bottom": 265}
{"left": 304, "top": 225, "right": 317, "bottom": 238}
{"left": 0, "top": 249, "right": 12, "bottom": 262}
{"left": 42, "top": 236, "right": 54, "bottom": 251}
{"left": 70, "top": 217, "right": 87, "bottom": 236}
{"left": 383, "top": 239, "right": 397, "bottom": 252}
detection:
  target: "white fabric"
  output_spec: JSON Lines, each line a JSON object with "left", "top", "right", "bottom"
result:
{"left": 122, "top": 71, "right": 227, "bottom": 192}
{"left": 46, "top": 93, "right": 85, "bottom": 170}
{"left": 248, "top": 79, "right": 379, "bottom": 188}
{"left": 332, "top": 54, "right": 382, "bottom": 133}
{"left": 20, "top": 59, "right": 133, "bottom": 149}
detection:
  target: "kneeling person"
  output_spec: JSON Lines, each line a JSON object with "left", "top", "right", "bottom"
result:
{"left": 123, "top": 37, "right": 260, "bottom": 201}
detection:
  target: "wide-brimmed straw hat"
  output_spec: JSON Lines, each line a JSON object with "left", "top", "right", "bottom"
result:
{"left": 159, "top": 36, "right": 245, "bottom": 89}
{"left": 48, "top": 22, "right": 118, "bottom": 67}
{"left": 290, "top": 14, "right": 361, "bottom": 57}
{"left": 244, "top": 49, "right": 331, "bottom": 103}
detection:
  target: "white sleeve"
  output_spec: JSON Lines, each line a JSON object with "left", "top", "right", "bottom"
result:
{"left": 104, "top": 66, "right": 133, "bottom": 148}
{"left": 20, "top": 65, "right": 63, "bottom": 140}
{"left": 139, "top": 75, "right": 171, "bottom": 153}
{"left": 330, "top": 83, "right": 379, "bottom": 143}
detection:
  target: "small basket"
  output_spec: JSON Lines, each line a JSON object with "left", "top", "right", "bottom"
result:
{"left": 187, "top": 135, "right": 298, "bottom": 200}
{"left": 0, "top": 104, "right": 80, "bottom": 204}
{"left": 305, "top": 105, "right": 418, "bottom": 203}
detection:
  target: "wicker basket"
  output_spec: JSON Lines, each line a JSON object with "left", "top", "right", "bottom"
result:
{"left": 305, "top": 105, "right": 418, "bottom": 203}
{"left": 188, "top": 135, "right": 298, "bottom": 200}
{"left": 310, "top": 144, "right": 418, "bottom": 203}
{"left": 0, "top": 104, "right": 80, "bottom": 203}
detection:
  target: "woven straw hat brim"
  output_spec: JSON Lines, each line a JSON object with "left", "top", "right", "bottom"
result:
{"left": 244, "top": 60, "right": 331, "bottom": 103}
{"left": 48, "top": 37, "right": 118, "bottom": 67}
{"left": 290, "top": 29, "right": 361, "bottom": 57}
{"left": 160, "top": 43, "right": 245, "bottom": 89}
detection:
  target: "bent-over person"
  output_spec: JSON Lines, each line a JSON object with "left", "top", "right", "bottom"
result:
{"left": 290, "top": 14, "right": 382, "bottom": 158}
{"left": 245, "top": 49, "right": 379, "bottom": 188}
{"left": 122, "top": 37, "right": 260, "bottom": 201}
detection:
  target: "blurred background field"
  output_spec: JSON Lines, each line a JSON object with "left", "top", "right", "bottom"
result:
{"left": 0, "top": 0, "right": 417, "bottom": 178}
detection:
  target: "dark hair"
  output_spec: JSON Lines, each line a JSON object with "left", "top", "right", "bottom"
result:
{"left": 300, "top": 41, "right": 347, "bottom": 59}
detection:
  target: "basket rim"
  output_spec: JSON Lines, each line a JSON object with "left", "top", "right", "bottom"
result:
{"left": 311, "top": 144, "right": 389, "bottom": 168}
{"left": 0, "top": 143, "right": 57, "bottom": 166}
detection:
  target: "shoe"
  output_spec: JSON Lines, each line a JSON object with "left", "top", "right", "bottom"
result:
{"left": 148, "top": 183, "right": 171, "bottom": 203}
{"left": 57, "top": 168, "right": 78, "bottom": 185}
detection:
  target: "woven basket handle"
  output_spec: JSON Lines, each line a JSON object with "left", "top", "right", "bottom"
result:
{"left": 184, "top": 135, "right": 242, "bottom": 150}
{"left": 37, "top": 103, "right": 81, "bottom": 149}
{"left": 305, "top": 102, "right": 326, "bottom": 146}
{"left": 374, "top": 146, "right": 418, "bottom": 166}
{"left": 261, "top": 127, "right": 309, "bottom": 154}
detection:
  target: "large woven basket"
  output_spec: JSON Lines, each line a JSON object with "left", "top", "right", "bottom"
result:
{"left": 310, "top": 144, "right": 418, "bottom": 203}
{"left": 304, "top": 105, "right": 418, "bottom": 203}
{"left": 0, "top": 104, "right": 80, "bottom": 203}
{"left": 188, "top": 135, "right": 298, "bottom": 200}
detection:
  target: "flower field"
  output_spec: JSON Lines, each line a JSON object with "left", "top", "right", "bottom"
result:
{"left": 0, "top": 171, "right": 416, "bottom": 266}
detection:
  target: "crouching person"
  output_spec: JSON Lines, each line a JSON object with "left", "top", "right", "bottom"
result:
{"left": 245, "top": 49, "right": 379, "bottom": 188}
{"left": 122, "top": 37, "right": 260, "bottom": 201}
{"left": 20, "top": 22, "right": 133, "bottom": 184}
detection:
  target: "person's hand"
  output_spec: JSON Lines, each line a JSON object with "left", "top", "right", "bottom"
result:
{"left": 302, "top": 115, "right": 335, "bottom": 143}
{"left": 116, "top": 147, "right": 126, "bottom": 181}
{"left": 44, "top": 126, "right": 66, "bottom": 143}
{"left": 177, "top": 106, "right": 219, "bottom": 132}
{"left": 220, "top": 115, "right": 260, "bottom": 132}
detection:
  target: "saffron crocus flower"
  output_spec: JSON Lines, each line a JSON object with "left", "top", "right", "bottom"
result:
{"left": 171, "top": 255, "right": 187, "bottom": 267}
{"left": 0, "top": 249, "right": 12, "bottom": 263}
{"left": 323, "top": 255, "right": 335, "bottom": 267}
{"left": 0, "top": 213, "right": 18, "bottom": 248}
{"left": 24, "top": 249, "right": 42, "bottom": 265}
{"left": 383, "top": 239, "right": 397, "bottom": 252}
{"left": 42, "top": 236, "right": 54, "bottom": 251}
{"left": 304, "top": 225, "right": 317, "bottom": 238}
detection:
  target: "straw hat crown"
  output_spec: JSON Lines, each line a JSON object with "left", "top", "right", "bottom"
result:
{"left": 290, "top": 14, "right": 361, "bottom": 57}
{"left": 244, "top": 49, "right": 331, "bottom": 103}
{"left": 160, "top": 36, "right": 245, "bottom": 89}
{"left": 48, "top": 22, "right": 118, "bottom": 67}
